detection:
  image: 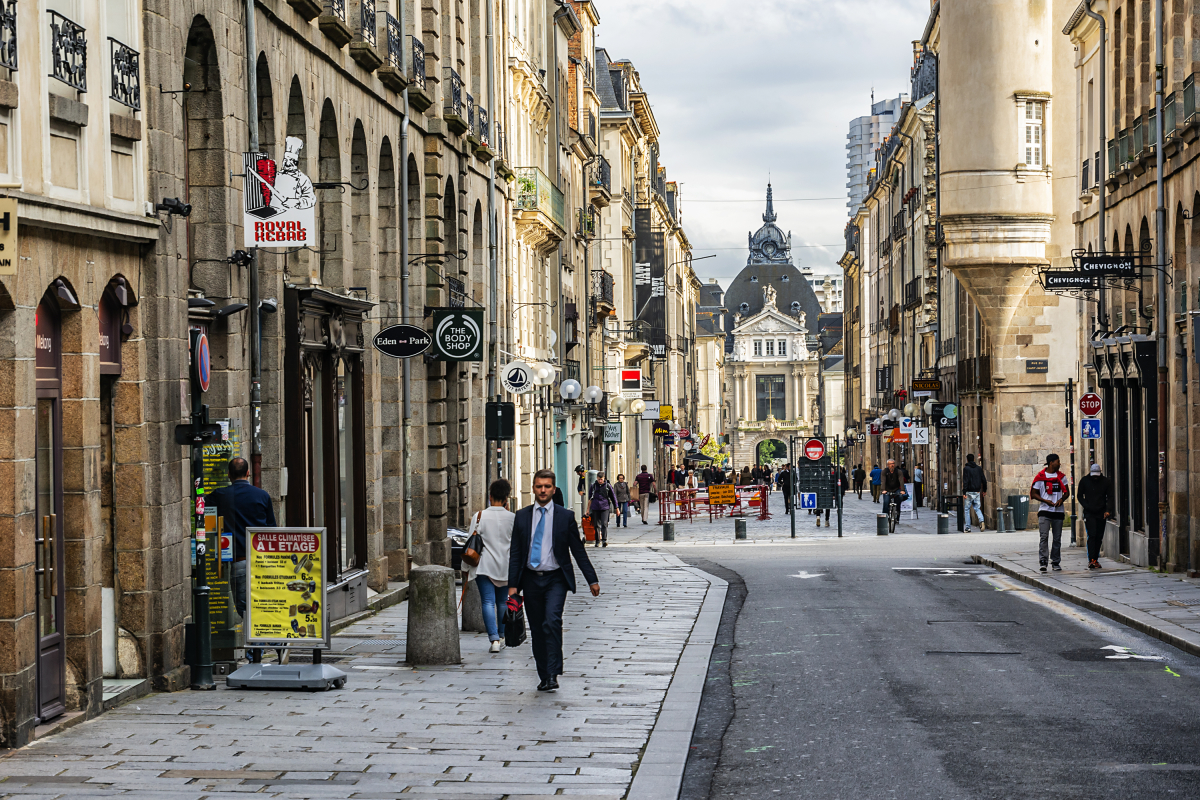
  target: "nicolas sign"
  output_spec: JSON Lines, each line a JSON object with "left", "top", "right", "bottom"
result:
{"left": 373, "top": 324, "right": 431, "bottom": 359}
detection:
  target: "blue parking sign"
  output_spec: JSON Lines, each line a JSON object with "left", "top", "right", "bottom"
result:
{"left": 1081, "top": 418, "right": 1101, "bottom": 439}
{"left": 800, "top": 493, "right": 817, "bottom": 509}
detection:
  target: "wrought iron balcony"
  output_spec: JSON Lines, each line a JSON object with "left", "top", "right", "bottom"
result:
{"left": 1187, "top": 74, "right": 1197, "bottom": 123}
{"left": 466, "top": 93, "right": 475, "bottom": 138}
{"left": 476, "top": 106, "right": 489, "bottom": 146}
{"left": 49, "top": 11, "right": 87, "bottom": 92}
{"left": 359, "top": 0, "right": 376, "bottom": 48}
{"left": 319, "top": 0, "right": 353, "bottom": 47}
{"left": 903, "top": 278, "right": 921, "bottom": 310}
{"left": 0, "top": 0, "right": 16, "bottom": 71}
{"left": 411, "top": 36, "right": 426, "bottom": 89}
{"left": 495, "top": 122, "right": 507, "bottom": 162}
{"left": 891, "top": 210, "right": 906, "bottom": 241}
{"left": 564, "top": 359, "right": 580, "bottom": 382}
{"left": 576, "top": 207, "right": 597, "bottom": 240}
{"left": 591, "top": 156, "right": 611, "bottom": 192}
{"left": 444, "top": 69, "right": 467, "bottom": 134}
{"left": 109, "top": 38, "right": 140, "bottom": 110}
{"left": 515, "top": 166, "right": 566, "bottom": 230}
{"left": 328, "top": 0, "right": 346, "bottom": 19}
{"left": 1165, "top": 91, "right": 1177, "bottom": 139}
{"left": 1080, "top": 158, "right": 1089, "bottom": 195}
{"left": 593, "top": 269, "right": 615, "bottom": 307}
{"left": 384, "top": 13, "right": 402, "bottom": 69}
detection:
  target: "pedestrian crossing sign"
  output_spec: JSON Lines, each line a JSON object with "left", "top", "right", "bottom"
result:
{"left": 800, "top": 493, "right": 817, "bottom": 509}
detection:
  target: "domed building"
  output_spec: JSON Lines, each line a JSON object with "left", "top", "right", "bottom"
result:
{"left": 723, "top": 186, "right": 826, "bottom": 468}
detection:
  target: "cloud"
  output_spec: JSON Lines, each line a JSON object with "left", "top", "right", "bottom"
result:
{"left": 593, "top": 0, "right": 930, "bottom": 286}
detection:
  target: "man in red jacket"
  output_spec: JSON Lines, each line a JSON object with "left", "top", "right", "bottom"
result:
{"left": 1031, "top": 453, "right": 1070, "bottom": 573}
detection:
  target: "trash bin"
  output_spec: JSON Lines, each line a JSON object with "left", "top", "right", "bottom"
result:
{"left": 1008, "top": 494, "right": 1030, "bottom": 530}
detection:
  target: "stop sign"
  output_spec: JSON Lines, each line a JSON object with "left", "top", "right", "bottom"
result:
{"left": 1079, "top": 392, "right": 1102, "bottom": 417}
{"left": 803, "top": 438, "right": 826, "bottom": 460}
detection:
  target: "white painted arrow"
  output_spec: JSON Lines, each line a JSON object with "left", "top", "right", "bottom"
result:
{"left": 1101, "top": 645, "right": 1164, "bottom": 661}
{"left": 790, "top": 571, "right": 827, "bottom": 579}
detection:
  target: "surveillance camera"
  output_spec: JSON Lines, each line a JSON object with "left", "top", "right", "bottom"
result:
{"left": 156, "top": 197, "right": 193, "bottom": 217}
{"left": 259, "top": 297, "right": 278, "bottom": 314}
{"left": 228, "top": 250, "right": 253, "bottom": 267}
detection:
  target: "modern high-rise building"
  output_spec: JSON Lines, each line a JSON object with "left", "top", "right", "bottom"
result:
{"left": 845, "top": 94, "right": 907, "bottom": 214}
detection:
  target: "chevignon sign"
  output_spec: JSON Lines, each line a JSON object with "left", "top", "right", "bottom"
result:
{"left": 373, "top": 324, "right": 432, "bottom": 358}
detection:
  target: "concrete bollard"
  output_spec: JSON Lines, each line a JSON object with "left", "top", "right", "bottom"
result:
{"left": 406, "top": 565, "right": 461, "bottom": 665}
{"left": 461, "top": 574, "right": 487, "bottom": 633}
{"left": 996, "top": 507, "right": 1012, "bottom": 533}
{"left": 735, "top": 519, "right": 747, "bottom": 539}
{"left": 877, "top": 514, "right": 888, "bottom": 536}
{"left": 663, "top": 522, "right": 675, "bottom": 542}
{"left": 937, "top": 513, "right": 951, "bottom": 536}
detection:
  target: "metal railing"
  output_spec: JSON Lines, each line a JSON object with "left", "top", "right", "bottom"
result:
{"left": 1081, "top": 157, "right": 1089, "bottom": 194}
{"left": 466, "top": 92, "right": 475, "bottom": 133}
{"left": 941, "top": 337, "right": 956, "bottom": 356}
{"left": 384, "top": 12, "right": 402, "bottom": 69}
{"left": 1118, "top": 128, "right": 1130, "bottom": 168}
{"left": 583, "top": 57, "right": 594, "bottom": 87}
{"left": 445, "top": 69, "right": 463, "bottom": 117}
{"left": 592, "top": 156, "right": 611, "bottom": 193}
{"left": 904, "top": 278, "right": 921, "bottom": 309}
{"left": 593, "top": 270, "right": 614, "bottom": 305}
{"left": 446, "top": 275, "right": 467, "bottom": 308}
{"left": 495, "top": 122, "right": 507, "bottom": 161}
{"left": 1165, "top": 91, "right": 1177, "bottom": 138}
{"left": 411, "top": 35, "right": 426, "bottom": 89}
{"left": 109, "top": 38, "right": 140, "bottom": 110}
{"left": 1133, "top": 115, "right": 1144, "bottom": 158}
{"left": 49, "top": 11, "right": 87, "bottom": 92}
{"left": 892, "top": 210, "right": 906, "bottom": 241}
{"left": 564, "top": 359, "right": 580, "bottom": 381}
{"left": 1186, "top": 74, "right": 1197, "bottom": 122}
{"left": 0, "top": 0, "right": 16, "bottom": 71}
{"left": 328, "top": 0, "right": 346, "bottom": 22}
{"left": 586, "top": 110, "right": 596, "bottom": 142}
{"left": 576, "top": 207, "right": 597, "bottom": 239}
{"left": 477, "top": 106, "right": 489, "bottom": 145}
{"left": 514, "top": 166, "right": 565, "bottom": 230}
{"left": 359, "top": 0, "right": 376, "bottom": 47}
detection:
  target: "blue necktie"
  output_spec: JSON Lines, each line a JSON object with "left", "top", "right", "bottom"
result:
{"left": 530, "top": 506, "right": 547, "bottom": 569}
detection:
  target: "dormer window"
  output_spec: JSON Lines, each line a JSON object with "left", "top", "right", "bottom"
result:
{"left": 790, "top": 301, "right": 801, "bottom": 313}
{"left": 781, "top": 275, "right": 789, "bottom": 282}
{"left": 740, "top": 302, "right": 749, "bottom": 313}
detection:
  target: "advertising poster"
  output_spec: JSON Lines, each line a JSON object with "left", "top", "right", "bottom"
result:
{"left": 634, "top": 207, "right": 666, "bottom": 358}
{"left": 245, "top": 527, "right": 328, "bottom": 649}
{"left": 198, "top": 421, "right": 239, "bottom": 644}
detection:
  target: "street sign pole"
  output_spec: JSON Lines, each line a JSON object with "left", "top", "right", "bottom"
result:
{"left": 789, "top": 436, "right": 796, "bottom": 539}
{"left": 1066, "top": 378, "right": 1078, "bottom": 546}
{"left": 836, "top": 435, "right": 843, "bottom": 539}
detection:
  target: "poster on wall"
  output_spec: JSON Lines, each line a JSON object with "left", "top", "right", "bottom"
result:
{"left": 242, "top": 137, "right": 316, "bottom": 248}
{"left": 244, "top": 527, "right": 329, "bottom": 650}
{"left": 634, "top": 207, "right": 665, "bottom": 359}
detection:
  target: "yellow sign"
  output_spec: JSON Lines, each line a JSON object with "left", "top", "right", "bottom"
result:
{"left": 245, "top": 527, "right": 327, "bottom": 647}
{"left": 659, "top": 404, "right": 674, "bottom": 421}
{"left": 0, "top": 198, "right": 16, "bottom": 276}
{"left": 708, "top": 484, "right": 736, "bottom": 505}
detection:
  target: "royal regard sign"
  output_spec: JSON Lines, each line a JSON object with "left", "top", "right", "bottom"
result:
{"left": 431, "top": 308, "right": 484, "bottom": 361}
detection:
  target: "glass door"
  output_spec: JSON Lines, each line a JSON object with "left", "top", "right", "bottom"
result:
{"left": 35, "top": 396, "right": 65, "bottom": 720}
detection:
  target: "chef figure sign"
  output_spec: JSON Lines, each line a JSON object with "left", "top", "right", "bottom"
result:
{"left": 244, "top": 136, "right": 316, "bottom": 247}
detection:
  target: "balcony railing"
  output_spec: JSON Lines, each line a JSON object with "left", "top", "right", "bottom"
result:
{"left": 359, "top": 0, "right": 376, "bottom": 47}
{"left": 1165, "top": 91, "right": 1177, "bottom": 138}
{"left": 1093, "top": 151, "right": 1100, "bottom": 186}
{"left": 583, "top": 57, "right": 594, "bottom": 87}
{"left": 0, "top": 0, "right": 16, "bottom": 71}
{"left": 495, "top": 122, "right": 507, "bottom": 161}
{"left": 892, "top": 210, "right": 906, "bottom": 241}
{"left": 1133, "top": 116, "right": 1144, "bottom": 158}
{"left": 411, "top": 35, "right": 426, "bottom": 89}
{"left": 593, "top": 270, "right": 615, "bottom": 306}
{"left": 49, "top": 11, "right": 87, "bottom": 92}
{"left": 576, "top": 207, "right": 597, "bottom": 239}
{"left": 586, "top": 110, "right": 596, "bottom": 142}
{"left": 109, "top": 38, "right": 140, "bottom": 110}
{"left": 1118, "top": 128, "right": 1130, "bottom": 168}
{"left": 1107, "top": 139, "right": 1117, "bottom": 177}
{"left": 1081, "top": 157, "right": 1089, "bottom": 194}
{"left": 941, "top": 337, "right": 956, "bottom": 356}
{"left": 445, "top": 69, "right": 463, "bottom": 118}
{"left": 592, "top": 156, "right": 611, "bottom": 193}
{"left": 564, "top": 359, "right": 580, "bottom": 382}
{"left": 515, "top": 166, "right": 566, "bottom": 230}
{"left": 384, "top": 12, "right": 402, "bottom": 69}
{"left": 477, "top": 106, "right": 489, "bottom": 145}
{"left": 328, "top": 0, "right": 347, "bottom": 21}
{"left": 1187, "top": 74, "right": 1197, "bottom": 122}
{"left": 446, "top": 275, "right": 467, "bottom": 308}
{"left": 904, "top": 278, "right": 921, "bottom": 309}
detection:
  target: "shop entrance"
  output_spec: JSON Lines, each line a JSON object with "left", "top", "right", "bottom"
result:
{"left": 35, "top": 293, "right": 66, "bottom": 721}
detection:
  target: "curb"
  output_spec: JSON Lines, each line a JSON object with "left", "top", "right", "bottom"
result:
{"left": 973, "top": 554, "right": 1200, "bottom": 659}
{"left": 329, "top": 582, "right": 409, "bottom": 636}
{"left": 625, "top": 554, "right": 728, "bottom": 800}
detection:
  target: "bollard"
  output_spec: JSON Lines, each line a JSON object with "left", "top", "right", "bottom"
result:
{"left": 735, "top": 519, "right": 747, "bottom": 540}
{"left": 937, "top": 513, "right": 951, "bottom": 536}
{"left": 877, "top": 514, "right": 888, "bottom": 536}
{"left": 406, "top": 565, "right": 462, "bottom": 665}
{"left": 461, "top": 574, "right": 487, "bottom": 633}
{"left": 663, "top": 522, "right": 675, "bottom": 542}
{"left": 1003, "top": 507, "right": 1014, "bottom": 532}
{"left": 995, "top": 507, "right": 1009, "bottom": 533}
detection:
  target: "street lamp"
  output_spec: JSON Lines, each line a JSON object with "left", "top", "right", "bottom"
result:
{"left": 532, "top": 361, "right": 556, "bottom": 386}
{"left": 560, "top": 379, "right": 582, "bottom": 401}
{"left": 629, "top": 398, "right": 646, "bottom": 415}
{"left": 903, "top": 402, "right": 917, "bottom": 417}
{"left": 923, "top": 399, "right": 935, "bottom": 416}
{"left": 583, "top": 385, "right": 604, "bottom": 404}
{"left": 887, "top": 408, "right": 901, "bottom": 421}
{"left": 610, "top": 396, "right": 629, "bottom": 415}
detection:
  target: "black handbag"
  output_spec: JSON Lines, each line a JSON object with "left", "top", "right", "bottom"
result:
{"left": 504, "top": 595, "right": 527, "bottom": 647}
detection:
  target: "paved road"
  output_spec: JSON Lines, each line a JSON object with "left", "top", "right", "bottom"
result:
{"left": 678, "top": 532, "right": 1200, "bottom": 799}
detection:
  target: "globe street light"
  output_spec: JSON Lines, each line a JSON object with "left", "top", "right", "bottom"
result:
{"left": 583, "top": 385, "right": 604, "bottom": 404}
{"left": 629, "top": 398, "right": 646, "bottom": 415}
{"left": 923, "top": 399, "right": 935, "bottom": 416}
{"left": 559, "top": 379, "right": 582, "bottom": 401}
{"left": 903, "top": 402, "right": 916, "bottom": 417}
{"left": 532, "top": 361, "right": 556, "bottom": 386}
{"left": 887, "top": 408, "right": 901, "bottom": 421}
{"left": 610, "top": 396, "right": 629, "bottom": 414}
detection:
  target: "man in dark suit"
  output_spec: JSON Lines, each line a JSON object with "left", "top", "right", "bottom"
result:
{"left": 509, "top": 468, "right": 600, "bottom": 691}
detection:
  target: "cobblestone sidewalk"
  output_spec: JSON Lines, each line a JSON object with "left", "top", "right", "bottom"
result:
{"left": 0, "top": 550, "right": 719, "bottom": 799}
{"left": 976, "top": 546, "right": 1200, "bottom": 658}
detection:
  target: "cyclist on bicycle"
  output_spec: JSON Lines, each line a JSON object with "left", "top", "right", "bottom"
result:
{"left": 880, "top": 459, "right": 905, "bottom": 520}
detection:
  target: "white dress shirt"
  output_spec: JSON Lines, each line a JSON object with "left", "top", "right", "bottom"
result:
{"left": 529, "top": 500, "right": 560, "bottom": 571}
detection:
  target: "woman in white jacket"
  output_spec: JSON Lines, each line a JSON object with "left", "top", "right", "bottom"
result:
{"left": 466, "top": 478, "right": 516, "bottom": 652}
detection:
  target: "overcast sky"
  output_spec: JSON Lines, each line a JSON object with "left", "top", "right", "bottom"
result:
{"left": 593, "top": 0, "right": 930, "bottom": 288}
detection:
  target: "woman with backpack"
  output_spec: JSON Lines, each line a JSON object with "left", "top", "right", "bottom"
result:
{"left": 588, "top": 473, "right": 619, "bottom": 547}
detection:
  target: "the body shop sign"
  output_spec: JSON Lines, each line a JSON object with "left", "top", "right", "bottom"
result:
{"left": 431, "top": 308, "right": 483, "bottom": 361}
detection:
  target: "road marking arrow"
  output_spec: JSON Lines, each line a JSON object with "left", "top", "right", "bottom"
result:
{"left": 790, "top": 571, "right": 827, "bottom": 579}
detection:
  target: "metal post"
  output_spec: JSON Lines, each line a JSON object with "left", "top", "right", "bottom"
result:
{"left": 244, "top": 0, "right": 262, "bottom": 488}
{"left": 836, "top": 435, "right": 843, "bottom": 538}
{"left": 1067, "top": 379, "right": 1078, "bottom": 545}
{"left": 190, "top": 353, "right": 214, "bottom": 689}
{"left": 789, "top": 436, "right": 796, "bottom": 538}
{"left": 1154, "top": 0, "right": 1170, "bottom": 568}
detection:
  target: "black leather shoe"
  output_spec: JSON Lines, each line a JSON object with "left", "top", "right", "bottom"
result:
{"left": 537, "top": 680, "right": 552, "bottom": 691}
{"left": 544, "top": 679, "right": 559, "bottom": 691}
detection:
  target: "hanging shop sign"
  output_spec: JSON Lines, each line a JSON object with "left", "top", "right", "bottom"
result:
{"left": 641, "top": 400, "right": 661, "bottom": 420}
{"left": 501, "top": 360, "right": 535, "bottom": 394}
{"left": 373, "top": 324, "right": 431, "bottom": 358}
{"left": 244, "top": 527, "right": 329, "bottom": 649}
{"left": 431, "top": 308, "right": 484, "bottom": 361}
{"left": 603, "top": 422, "right": 622, "bottom": 443}
{"left": 621, "top": 367, "right": 642, "bottom": 395}
{"left": 0, "top": 197, "right": 16, "bottom": 276}
{"left": 931, "top": 402, "right": 958, "bottom": 429}
{"left": 659, "top": 404, "right": 674, "bottom": 421}
{"left": 911, "top": 379, "right": 942, "bottom": 393}
{"left": 1078, "top": 255, "right": 1139, "bottom": 277}
{"left": 242, "top": 139, "right": 316, "bottom": 248}
{"left": 652, "top": 420, "right": 671, "bottom": 436}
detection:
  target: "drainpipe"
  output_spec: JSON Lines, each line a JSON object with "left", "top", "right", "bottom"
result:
{"left": 245, "top": 0, "right": 262, "bottom": 487}
{"left": 400, "top": 5, "right": 413, "bottom": 553}
{"left": 486, "top": 0, "right": 498, "bottom": 493}
{"left": 1154, "top": 0, "right": 1169, "bottom": 566}
{"left": 1084, "top": 1, "right": 1108, "bottom": 316}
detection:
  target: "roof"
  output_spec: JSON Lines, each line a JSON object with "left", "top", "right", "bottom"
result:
{"left": 595, "top": 48, "right": 624, "bottom": 112}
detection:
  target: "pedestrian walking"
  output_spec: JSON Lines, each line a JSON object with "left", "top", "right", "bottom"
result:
{"left": 209, "top": 457, "right": 277, "bottom": 664}
{"left": 738, "top": 466, "right": 752, "bottom": 485}
{"left": 780, "top": 464, "right": 793, "bottom": 513}
{"left": 465, "top": 479, "right": 516, "bottom": 653}
{"left": 508, "top": 469, "right": 600, "bottom": 692}
{"left": 962, "top": 454, "right": 987, "bottom": 531}
{"left": 1076, "top": 463, "right": 1114, "bottom": 569}
{"left": 913, "top": 463, "right": 924, "bottom": 509}
{"left": 613, "top": 474, "right": 632, "bottom": 528}
{"left": 634, "top": 465, "right": 656, "bottom": 524}
{"left": 673, "top": 467, "right": 686, "bottom": 490}
{"left": 853, "top": 464, "right": 866, "bottom": 499}
{"left": 1032, "top": 453, "right": 1070, "bottom": 573}
{"left": 575, "top": 465, "right": 587, "bottom": 515}
{"left": 702, "top": 465, "right": 713, "bottom": 487}
{"left": 587, "top": 473, "right": 618, "bottom": 547}
{"left": 869, "top": 465, "right": 882, "bottom": 502}
{"left": 685, "top": 469, "right": 699, "bottom": 490}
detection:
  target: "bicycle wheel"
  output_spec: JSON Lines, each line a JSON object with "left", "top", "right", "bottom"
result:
{"left": 888, "top": 504, "right": 898, "bottom": 533}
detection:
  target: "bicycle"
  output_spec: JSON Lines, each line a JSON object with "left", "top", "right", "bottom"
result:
{"left": 886, "top": 493, "right": 901, "bottom": 533}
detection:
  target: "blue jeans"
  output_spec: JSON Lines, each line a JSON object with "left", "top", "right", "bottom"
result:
{"left": 475, "top": 577, "right": 507, "bottom": 642}
{"left": 618, "top": 501, "right": 630, "bottom": 527}
{"left": 964, "top": 492, "right": 984, "bottom": 527}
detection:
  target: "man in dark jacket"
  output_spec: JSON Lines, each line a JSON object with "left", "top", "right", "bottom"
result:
{"left": 1077, "top": 463, "right": 1114, "bottom": 569}
{"left": 962, "top": 454, "right": 988, "bottom": 532}
{"left": 881, "top": 459, "right": 904, "bottom": 514}
{"left": 780, "top": 463, "right": 794, "bottom": 513}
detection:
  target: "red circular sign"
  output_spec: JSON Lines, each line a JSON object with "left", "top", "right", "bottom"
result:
{"left": 678, "top": 428, "right": 691, "bottom": 438}
{"left": 1079, "top": 392, "right": 1102, "bottom": 417}
{"left": 803, "top": 438, "right": 826, "bottom": 460}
